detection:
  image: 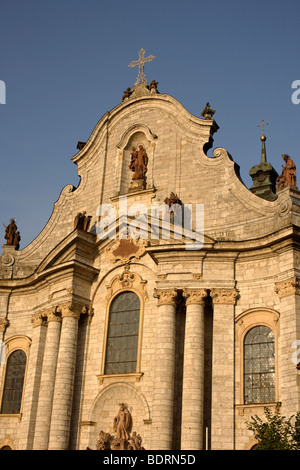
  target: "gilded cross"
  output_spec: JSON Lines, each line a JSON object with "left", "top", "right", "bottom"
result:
{"left": 129, "top": 48, "right": 155, "bottom": 85}
{"left": 258, "top": 120, "right": 269, "bottom": 136}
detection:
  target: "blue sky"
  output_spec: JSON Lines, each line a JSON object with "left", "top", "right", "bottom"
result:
{"left": 0, "top": 0, "right": 299, "bottom": 248}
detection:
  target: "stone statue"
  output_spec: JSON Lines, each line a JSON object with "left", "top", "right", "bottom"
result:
{"left": 149, "top": 80, "right": 159, "bottom": 93}
{"left": 128, "top": 431, "right": 145, "bottom": 450}
{"left": 92, "top": 403, "right": 145, "bottom": 451}
{"left": 3, "top": 219, "right": 20, "bottom": 249}
{"left": 201, "top": 102, "right": 215, "bottom": 120}
{"left": 96, "top": 430, "right": 111, "bottom": 450}
{"left": 276, "top": 154, "right": 298, "bottom": 192}
{"left": 129, "top": 145, "right": 148, "bottom": 181}
{"left": 113, "top": 403, "right": 131, "bottom": 440}
{"left": 74, "top": 212, "right": 92, "bottom": 231}
{"left": 164, "top": 192, "right": 183, "bottom": 221}
{"left": 122, "top": 87, "right": 132, "bottom": 101}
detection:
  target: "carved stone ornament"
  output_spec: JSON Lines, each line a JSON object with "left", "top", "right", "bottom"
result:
{"left": 106, "top": 265, "right": 148, "bottom": 306}
{"left": 90, "top": 404, "right": 145, "bottom": 451}
{"left": 275, "top": 277, "right": 300, "bottom": 298}
{"left": 106, "top": 238, "right": 147, "bottom": 264}
{"left": 0, "top": 318, "right": 9, "bottom": 333}
{"left": 31, "top": 312, "right": 47, "bottom": 328}
{"left": 153, "top": 288, "right": 178, "bottom": 306}
{"left": 211, "top": 288, "right": 239, "bottom": 305}
{"left": 182, "top": 288, "right": 208, "bottom": 306}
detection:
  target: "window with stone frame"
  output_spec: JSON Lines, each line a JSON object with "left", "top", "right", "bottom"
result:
{"left": 104, "top": 291, "right": 140, "bottom": 375}
{"left": 244, "top": 325, "right": 275, "bottom": 404}
{"left": 0, "top": 349, "right": 27, "bottom": 414}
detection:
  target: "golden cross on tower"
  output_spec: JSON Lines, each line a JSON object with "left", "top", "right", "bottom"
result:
{"left": 129, "top": 48, "right": 155, "bottom": 85}
{"left": 258, "top": 119, "right": 269, "bottom": 137}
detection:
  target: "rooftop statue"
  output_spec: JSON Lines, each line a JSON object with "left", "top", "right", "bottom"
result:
{"left": 276, "top": 154, "right": 298, "bottom": 192}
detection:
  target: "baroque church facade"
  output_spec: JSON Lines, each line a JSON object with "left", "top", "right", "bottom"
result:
{"left": 0, "top": 51, "right": 299, "bottom": 450}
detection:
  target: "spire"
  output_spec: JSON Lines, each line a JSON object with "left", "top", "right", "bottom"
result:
{"left": 258, "top": 120, "right": 268, "bottom": 164}
{"left": 249, "top": 121, "right": 278, "bottom": 201}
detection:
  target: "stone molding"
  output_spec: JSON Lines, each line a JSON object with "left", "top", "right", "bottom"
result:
{"left": 274, "top": 276, "right": 300, "bottom": 298}
{"left": 182, "top": 288, "right": 208, "bottom": 306}
{"left": 211, "top": 288, "right": 239, "bottom": 305}
{"left": 153, "top": 288, "right": 178, "bottom": 306}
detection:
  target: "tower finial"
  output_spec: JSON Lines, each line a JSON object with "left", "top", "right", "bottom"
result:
{"left": 258, "top": 120, "right": 268, "bottom": 163}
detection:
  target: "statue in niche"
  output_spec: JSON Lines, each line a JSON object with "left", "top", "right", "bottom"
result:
{"left": 276, "top": 154, "right": 298, "bottom": 192}
{"left": 3, "top": 219, "right": 21, "bottom": 250}
{"left": 90, "top": 403, "right": 145, "bottom": 450}
{"left": 113, "top": 403, "right": 131, "bottom": 440}
{"left": 129, "top": 145, "right": 148, "bottom": 190}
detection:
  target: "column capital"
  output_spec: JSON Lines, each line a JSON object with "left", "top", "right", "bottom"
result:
{"left": 56, "top": 302, "right": 82, "bottom": 320}
{"left": 31, "top": 312, "right": 47, "bottom": 328}
{"left": 182, "top": 288, "right": 208, "bottom": 306}
{"left": 153, "top": 288, "right": 178, "bottom": 306}
{"left": 0, "top": 318, "right": 9, "bottom": 333}
{"left": 211, "top": 288, "right": 239, "bottom": 305}
{"left": 274, "top": 276, "right": 300, "bottom": 298}
{"left": 45, "top": 307, "right": 62, "bottom": 323}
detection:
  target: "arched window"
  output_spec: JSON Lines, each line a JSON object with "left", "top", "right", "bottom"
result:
{"left": 244, "top": 326, "right": 275, "bottom": 404}
{"left": 0, "top": 349, "right": 27, "bottom": 414}
{"left": 105, "top": 291, "right": 140, "bottom": 375}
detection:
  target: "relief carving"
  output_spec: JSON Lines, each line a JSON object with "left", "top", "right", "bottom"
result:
{"left": 106, "top": 265, "right": 148, "bottom": 305}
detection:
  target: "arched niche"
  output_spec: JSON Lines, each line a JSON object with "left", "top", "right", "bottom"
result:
{"left": 115, "top": 124, "right": 157, "bottom": 195}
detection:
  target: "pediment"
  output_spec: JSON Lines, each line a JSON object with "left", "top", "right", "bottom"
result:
{"left": 36, "top": 229, "right": 96, "bottom": 274}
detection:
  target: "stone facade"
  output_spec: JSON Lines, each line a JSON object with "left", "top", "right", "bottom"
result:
{"left": 0, "top": 81, "right": 299, "bottom": 450}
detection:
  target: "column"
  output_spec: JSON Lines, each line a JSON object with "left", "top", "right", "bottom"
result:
{"left": 210, "top": 288, "right": 238, "bottom": 450}
{"left": 19, "top": 312, "right": 47, "bottom": 449}
{"left": 181, "top": 288, "right": 207, "bottom": 450}
{"left": 152, "top": 288, "right": 178, "bottom": 450}
{"left": 33, "top": 307, "right": 62, "bottom": 450}
{"left": 48, "top": 303, "right": 81, "bottom": 450}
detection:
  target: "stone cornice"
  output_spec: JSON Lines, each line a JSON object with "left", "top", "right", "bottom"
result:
{"left": 211, "top": 288, "right": 239, "bottom": 305}
{"left": 182, "top": 288, "right": 208, "bottom": 306}
{"left": 153, "top": 288, "right": 178, "bottom": 306}
{"left": 274, "top": 277, "right": 300, "bottom": 298}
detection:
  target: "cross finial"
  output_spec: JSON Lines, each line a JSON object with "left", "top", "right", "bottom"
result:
{"left": 128, "top": 48, "right": 155, "bottom": 85}
{"left": 258, "top": 119, "right": 269, "bottom": 137}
